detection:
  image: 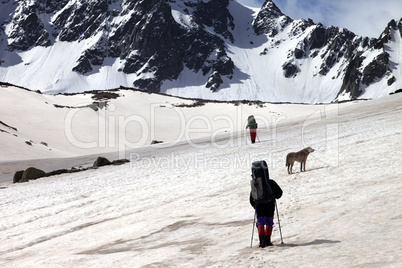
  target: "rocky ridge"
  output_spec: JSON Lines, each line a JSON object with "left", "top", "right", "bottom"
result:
{"left": 0, "top": 0, "right": 401, "bottom": 102}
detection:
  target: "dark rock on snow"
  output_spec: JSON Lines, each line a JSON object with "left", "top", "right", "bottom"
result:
{"left": 12, "top": 157, "right": 130, "bottom": 183}
{"left": 13, "top": 170, "right": 24, "bottom": 184}
{"left": 93, "top": 157, "right": 112, "bottom": 167}
{"left": 19, "top": 167, "right": 46, "bottom": 183}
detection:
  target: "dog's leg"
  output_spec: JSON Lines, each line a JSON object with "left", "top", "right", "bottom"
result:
{"left": 290, "top": 161, "right": 293, "bottom": 174}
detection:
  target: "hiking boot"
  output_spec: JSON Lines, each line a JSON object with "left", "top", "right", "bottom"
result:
{"left": 265, "top": 236, "right": 273, "bottom": 246}
{"left": 259, "top": 235, "right": 267, "bottom": 248}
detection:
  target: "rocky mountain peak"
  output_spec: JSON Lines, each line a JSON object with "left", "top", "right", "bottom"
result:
{"left": 253, "top": 0, "right": 292, "bottom": 36}
{"left": 375, "top": 19, "right": 402, "bottom": 48}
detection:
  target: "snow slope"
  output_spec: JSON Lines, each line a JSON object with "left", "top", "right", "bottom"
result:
{"left": 0, "top": 84, "right": 344, "bottom": 163}
{"left": 360, "top": 25, "right": 402, "bottom": 99}
{"left": 0, "top": 89, "right": 401, "bottom": 267}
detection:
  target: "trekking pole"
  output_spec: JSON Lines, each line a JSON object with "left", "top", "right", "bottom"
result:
{"left": 250, "top": 210, "right": 256, "bottom": 248}
{"left": 256, "top": 132, "right": 260, "bottom": 142}
{"left": 275, "top": 201, "right": 284, "bottom": 244}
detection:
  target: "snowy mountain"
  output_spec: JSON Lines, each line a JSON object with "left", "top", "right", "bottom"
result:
{"left": 0, "top": 0, "right": 401, "bottom": 103}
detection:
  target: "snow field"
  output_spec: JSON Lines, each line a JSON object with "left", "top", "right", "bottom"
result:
{"left": 0, "top": 85, "right": 345, "bottom": 164}
{"left": 0, "top": 93, "right": 401, "bottom": 267}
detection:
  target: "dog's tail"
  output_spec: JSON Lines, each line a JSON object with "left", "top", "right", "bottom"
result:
{"left": 285, "top": 155, "right": 289, "bottom": 167}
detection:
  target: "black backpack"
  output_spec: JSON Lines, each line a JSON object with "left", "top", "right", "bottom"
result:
{"left": 250, "top": 160, "right": 274, "bottom": 204}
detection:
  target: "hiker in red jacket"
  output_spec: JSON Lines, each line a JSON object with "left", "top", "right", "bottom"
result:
{"left": 246, "top": 115, "right": 258, "bottom": 143}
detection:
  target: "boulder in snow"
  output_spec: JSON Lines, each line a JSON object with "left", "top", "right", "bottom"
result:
{"left": 19, "top": 167, "right": 46, "bottom": 183}
{"left": 93, "top": 157, "right": 112, "bottom": 167}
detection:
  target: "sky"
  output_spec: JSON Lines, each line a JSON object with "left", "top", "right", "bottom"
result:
{"left": 237, "top": 0, "right": 402, "bottom": 38}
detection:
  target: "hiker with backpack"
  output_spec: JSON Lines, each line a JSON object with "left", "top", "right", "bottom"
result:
{"left": 250, "top": 160, "right": 283, "bottom": 248}
{"left": 246, "top": 115, "right": 258, "bottom": 143}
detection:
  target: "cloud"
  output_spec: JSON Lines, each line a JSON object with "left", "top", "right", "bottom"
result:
{"left": 237, "top": 0, "right": 402, "bottom": 37}
{"left": 329, "top": 0, "right": 402, "bottom": 37}
{"left": 236, "top": 0, "right": 263, "bottom": 8}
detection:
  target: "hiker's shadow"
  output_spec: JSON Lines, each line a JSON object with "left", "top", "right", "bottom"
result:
{"left": 308, "top": 166, "right": 331, "bottom": 172}
{"left": 292, "top": 166, "right": 331, "bottom": 175}
{"left": 277, "top": 239, "right": 341, "bottom": 248}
